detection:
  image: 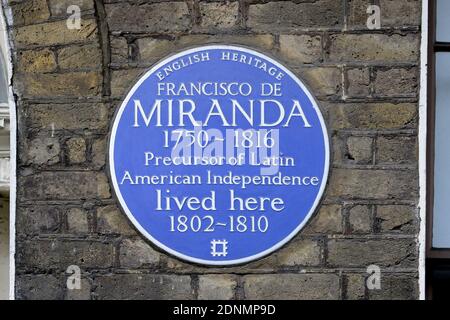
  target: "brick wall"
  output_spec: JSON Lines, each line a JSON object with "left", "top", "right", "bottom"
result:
{"left": 4, "top": 0, "right": 421, "bottom": 299}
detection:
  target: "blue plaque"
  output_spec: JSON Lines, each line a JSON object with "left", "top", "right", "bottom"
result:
{"left": 109, "top": 45, "right": 330, "bottom": 265}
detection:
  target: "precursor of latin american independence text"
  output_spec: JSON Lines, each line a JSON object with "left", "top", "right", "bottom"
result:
{"left": 120, "top": 170, "right": 320, "bottom": 190}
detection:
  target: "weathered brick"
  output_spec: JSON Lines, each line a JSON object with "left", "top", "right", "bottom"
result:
{"left": 48, "top": 0, "right": 95, "bottom": 16}
{"left": 137, "top": 38, "right": 177, "bottom": 62}
{"left": 11, "top": 0, "right": 50, "bottom": 25}
{"left": 294, "top": 67, "right": 341, "bottom": 97}
{"left": 332, "top": 135, "right": 345, "bottom": 164}
{"left": 25, "top": 103, "right": 109, "bottom": 132}
{"left": 199, "top": 1, "right": 239, "bottom": 29}
{"left": 119, "top": 238, "right": 160, "bottom": 268}
{"left": 347, "top": 0, "right": 370, "bottom": 28}
{"left": 279, "top": 35, "right": 322, "bottom": 64}
{"left": 346, "top": 136, "right": 373, "bottom": 164}
{"left": 66, "top": 137, "right": 86, "bottom": 164}
{"left": 18, "top": 72, "right": 101, "bottom": 98}
{"left": 327, "top": 34, "right": 419, "bottom": 63}
{"left": 374, "top": 67, "right": 418, "bottom": 97}
{"left": 376, "top": 205, "right": 417, "bottom": 233}
{"left": 67, "top": 208, "right": 89, "bottom": 234}
{"left": 137, "top": 34, "right": 275, "bottom": 63}
{"left": 198, "top": 275, "right": 237, "bottom": 300}
{"left": 95, "top": 274, "right": 193, "bottom": 299}
{"left": 248, "top": 0, "right": 343, "bottom": 31}
{"left": 16, "top": 274, "right": 64, "bottom": 300}
{"left": 97, "top": 205, "right": 136, "bottom": 236}
{"left": 13, "top": 19, "right": 98, "bottom": 48}
{"left": 328, "top": 168, "right": 418, "bottom": 199}
{"left": 376, "top": 136, "right": 417, "bottom": 164}
{"left": 91, "top": 138, "right": 106, "bottom": 168}
{"left": 304, "top": 204, "right": 342, "bottom": 234}
{"left": 163, "top": 251, "right": 280, "bottom": 274}
{"left": 17, "top": 240, "right": 114, "bottom": 269}
{"left": 111, "top": 68, "right": 145, "bottom": 97}
{"left": 16, "top": 206, "right": 62, "bottom": 235}
{"left": 345, "top": 274, "right": 365, "bottom": 300}
{"left": 348, "top": 205, "right": 372, "bottom": 233}
{"left": 367, "top": 275, "right": 418, "bottom": 300}
{"left": 57, "top": 44, "right": 102, "bottom": 70}
{"left": 276, "top": 238, "right": 322, "bottom": 267}
{"left": 26, "top": 136, "right": 60, "bottom": 165}
{"left": 347, "top": 0, "right": 421, "bottom": 28}
{"left": 65, "top": 278, "right": 91, "bottom": 300}
{"left": 105, "top": 2, "right": 191, "bottom": 33}
{"left": 97, "top": 174, "right": 111, "bottom": 199}
{"left": 327, "top": 103, "right": 417, "bottom": 130}
{"left": 110, "top": 37, "right": 128, "bottom": 64}
{"left": 346, "top": 68, "right": 370, "bottom": 97}
{"left": 327, "top": 239, "right": 416, "bottom": 267}
{"left": 16, "top": 48, "right": 57, "bottom": 73}
{"left": 19, "top": 171, "right": 110, "bottom": 200}
{"left": 244, "top": 274, "right": 340, "bottom": 300}
{"left": 380, "top": 0, "right": 421, "bottom": 27}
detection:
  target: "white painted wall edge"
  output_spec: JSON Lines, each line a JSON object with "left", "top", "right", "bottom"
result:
{"left": 418, "top": 0, "right": 429, "bottom": 301}
{"left": 0, "top": 2, "right": 16, "bottom": 301}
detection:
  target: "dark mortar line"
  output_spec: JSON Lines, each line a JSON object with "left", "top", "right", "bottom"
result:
{"left": 235, "top": 275, "right": 245, "bottom": 299}
{"left": 14, "top": 268, "right": 420, "bottom": 277}
{"left": 331, "top": 164, "right": 418, "bottom": 170}
{"left": 107, "top": 61, "right": 420, "bottom": 69}
{"left": 191, "top": 274, "right": 199, "bottom": 299}
{"left": 16, "top": 198, "right": 418, "bottom": 206}
{"left": 94, "top": 0, "right": 112, "bottom": 97}
{"left": 8, "top": 12, "right": 97, "bottom": 29}
{"left": 17, "top": 233, "right": 418, "bottom": 244}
